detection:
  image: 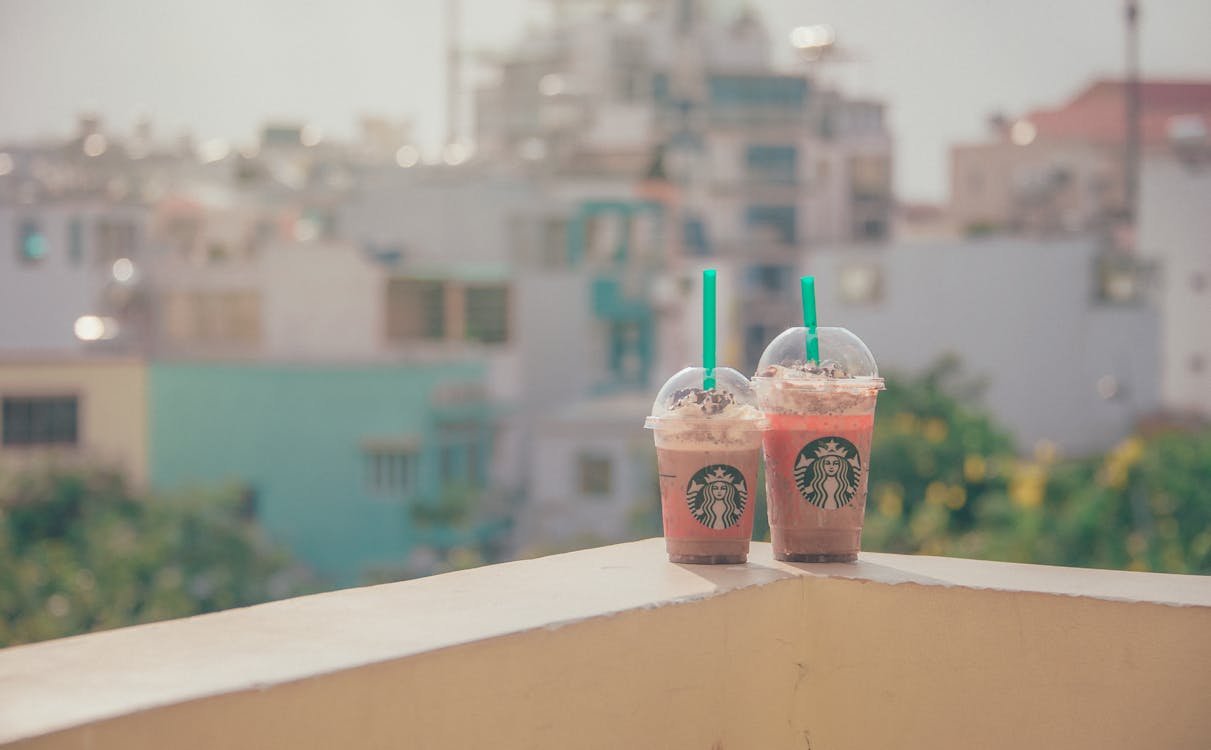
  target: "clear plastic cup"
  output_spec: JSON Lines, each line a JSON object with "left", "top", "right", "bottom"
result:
{"left": 752, "top": 327, "right": 885, "bottom": 562}
{"left": 645, "top": 366, "right": 766, "bottom": 564}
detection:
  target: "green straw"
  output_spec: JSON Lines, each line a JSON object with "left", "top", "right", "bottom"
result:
{"left": 801, "top": 275, "right": 819, "bottom": 364}
{"left": 703, "top": 269, "right": 716, "bottom": 390}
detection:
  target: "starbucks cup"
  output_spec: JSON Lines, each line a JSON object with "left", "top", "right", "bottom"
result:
{"left": 645, "top": 366, "right": 766, "bottom": 564}
{"left": 753, "top": 327, "right": 884, "bottom": 562}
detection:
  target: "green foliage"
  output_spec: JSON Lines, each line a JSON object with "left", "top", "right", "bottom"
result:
{"left": 0, "top": 465, "right": 309, "bottom": 648}
{"left": 384, "top": 482, "right": 514, "bottom": 582}
{"left": 409, "top": 481, "right": 478, "bottom": 529}
{"left": 863, "top": 357, "right": 1211, "bottom": 574}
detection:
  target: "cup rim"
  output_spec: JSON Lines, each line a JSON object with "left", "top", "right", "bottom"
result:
{"left": 752, "top": 374, "right": 885, "bottom": 392}
{"left": 644, "top": 415, "right": 768, "bottom": 430}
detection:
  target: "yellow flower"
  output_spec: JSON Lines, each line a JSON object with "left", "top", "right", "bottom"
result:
{"left": 920, "top": 539, "right": 945, "bottom": 556}
{"left": 1009, "top": 462, "right": 1046, "bottom": 509}
{"left": 1100, "top": 436, "right": 1145, "bottom": 489}
{"left": 923, "top": 419, "right": 949, "bottom": 444}
{"left": 876, "top": 483, "right": 903, "bottom": 519}
{"left": 963, "top": 455, "right": 987, "bottom": 483}
{"left": 1116, "top": 436, "right": 1145, "bottom": 465}
{"left": 925, "top": 481, "right": 949, "bottom": 507}
{"left": 1191, "top": 532, "right": 1211, "bottom": 562}
{"left": 1126, "top": 532, "right": 1147, "bottom": 557}
{"left": 945, "top": 485, "right": 967, "bottom": 510}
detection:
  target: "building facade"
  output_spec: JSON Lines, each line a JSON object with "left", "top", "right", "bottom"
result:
{"left": 809, "top": 237, "right": 1160, "bottom": 456}
{"left": 1138, "top": 149, "right": 1211, "bottom": 418}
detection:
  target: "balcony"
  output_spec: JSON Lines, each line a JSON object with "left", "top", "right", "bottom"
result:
{"left": 2, "top": 539, "right": 1209, "bottom": 749}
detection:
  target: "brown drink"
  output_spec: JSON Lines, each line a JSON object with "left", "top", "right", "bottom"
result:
{"left": 646, "top": 367, "right": 765, "bottom": 564}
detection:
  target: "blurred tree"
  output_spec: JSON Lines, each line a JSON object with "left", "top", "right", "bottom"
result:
{"left": 863, "top": 356, "right": 1211, "bottom": 575}
{"left": 395, "top": 481, "right": 514, "bottom": 580}
{"left": 0, "top": 465, "right": 309, "bottom": 648}
{"left": 863, "top": 354, "right": 1017, "bottom": 554}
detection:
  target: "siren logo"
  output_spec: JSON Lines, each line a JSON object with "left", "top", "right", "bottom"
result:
{"left": 685, "top": 464, "right": 747, "bottom": 529}
{"left": 795, "top": 437, "right": 862, "bottom": 509}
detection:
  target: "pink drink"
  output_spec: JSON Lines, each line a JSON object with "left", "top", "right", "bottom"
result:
{"left": 753, "top": 327, "right": 884, "bottom": 563}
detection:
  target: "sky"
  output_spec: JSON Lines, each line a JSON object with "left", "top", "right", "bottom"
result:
{"left": 1, "top": 0, "right": 1209, "bottom": 202}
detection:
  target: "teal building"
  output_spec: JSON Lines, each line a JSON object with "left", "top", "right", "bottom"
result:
{"left": 567, "top": 199, "right": 663, "bottom": 393}
{"left": 148, "top": 361, "right": 499, "bottom": 585}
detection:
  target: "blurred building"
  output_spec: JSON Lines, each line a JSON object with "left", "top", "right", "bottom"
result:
{"left": 1137, "top": 132, "right": 1211, "bottom": 419}
{"left": 476, "top": 0, "right": 892, "bottom": 548}
{"left": 148, "top": 360, "right": 501, "bottom": 585}
{"left": 949, "top": 80, "right": 1211, "bottom": 236}
{"left": 523, "top": 393, "right": 654, "bottom": 550}
{"left": 0, "top": 0, "right": 897, "bottom": 565}
{"left": 808, "top": 236, "right": 1159, "bottom": 457}
{"left": 0, "top": 357, "right": 149, "bottom": 483}
{"left": 477, "top": 0, "right": 892, "bottom": 372}
{"left": 0, "top": 122, "right": 510, "bottom": 583}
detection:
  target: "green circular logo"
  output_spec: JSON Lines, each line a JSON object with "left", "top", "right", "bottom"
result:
{"left": 685, "top": 464, "right": 748, "bottom": 529}
{"left": 795, "top": 437, "right": 861, "bottom": 509}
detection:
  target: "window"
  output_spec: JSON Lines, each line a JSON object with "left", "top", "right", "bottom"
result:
{"left": 747, "top": 264, "right": 790, "bottom": 292}
{"left": 163, "top": 291, "right": 262, "bottom": 345}
{"left": 96, "top": 219, "right": 137, "bottom": 266}
{"left": 745, "top": 145, "right": 797, "bottom": 184}
{"left": 2, "top": 397, "right": 78, "bottom": 446}
{"left": 683, "top": 216, "right": 709, "bottom": 256}
{"left": 542, "top": 219, "right": 568, "bottom": 267}
{"left": 744, "top": 324, "right": 769, "bottom": 373}
{"left": 709, "top": 75, "right": 807, "bottom": 109}
{"left": 850, "top": 155, "right": 891, "bottom": 200}
{"left": 855, "top": 217, "right": 888, "bottom": 241}
{"left": 385, "top": 279, "right": 446, "bottom": 342}
{"left": 1095, "top": 255, "right": 1150, "bottom": 305}
{"left": 364, "top": 449, "right": 417, "bottom": 498}
{"left": 466, "top": 440, "right": 482, "bottom": 486}
{"left": 68, "top": 219, "right": 84, "bottom": 265}
{"left": 438, "top": 423, "right": 486, "bottom": 488}
{"left": 612, "top": 35, "right": 647, "bottom": 102}
{"left": 839, "top": 263, "right": 884, "bottom": 304}
{"left": 440, "top": 444, "right": 462, "bottom": 484}
{"left": 17, "top": 219, "right": 47, "bottom": 264}
{"left": 578, "top": 453, "right": 613, "bottom": 496}
{"left": 745, "top": 205, "right": 797, "bottom": 244}
{"left": 464, "top": 284, "right": 510, "bottom": 344}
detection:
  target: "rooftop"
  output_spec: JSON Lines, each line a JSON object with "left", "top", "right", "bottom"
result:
{"left": 1026, "top": 78, "right": 1211, "bottom": 147}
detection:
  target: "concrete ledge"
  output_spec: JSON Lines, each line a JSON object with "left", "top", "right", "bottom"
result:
{"left": 2, "top": 539, "right": 1210, "bottom": 749}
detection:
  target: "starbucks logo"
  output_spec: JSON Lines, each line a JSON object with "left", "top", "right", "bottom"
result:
{"left": 795, "top": 437, "right": 862, "bottom": 509}
{"left": 685, "top": 464, "right": 747, "bottom": 529}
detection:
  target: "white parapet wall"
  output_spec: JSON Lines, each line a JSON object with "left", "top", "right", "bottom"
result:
{"left": 2, "top": 540, "right": 1209, "bottom": 749}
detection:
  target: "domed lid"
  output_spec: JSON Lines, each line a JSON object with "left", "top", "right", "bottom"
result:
{"left": 644, "top": 366, "right": 765, "bottom": 428}
{"left": 754, "top": 327, "right": 884, "bottom": 390}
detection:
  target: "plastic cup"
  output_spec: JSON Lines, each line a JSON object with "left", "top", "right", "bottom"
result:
{"left": 753, "top": 327, "right": 884, "bottom": 562}
{"left": 645, "top": 367, "right": 766, "bottom": 564}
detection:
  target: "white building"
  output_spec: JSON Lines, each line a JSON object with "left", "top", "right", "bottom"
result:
{"left": 0, "top": 197, "right": 149, "bottom": 354}
{"left": 1137, "top": 149, "right": 1211, "bottom": 418}
{"left": 808, "top": 237, "right": 1160, "bottom": 457}
{"left": 521, "top": 393, "right": 654, "bottom": 551}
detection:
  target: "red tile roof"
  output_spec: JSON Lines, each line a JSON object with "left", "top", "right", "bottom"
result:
{"left": 1024, "top": 79, "right": 1211, "bottom": 147}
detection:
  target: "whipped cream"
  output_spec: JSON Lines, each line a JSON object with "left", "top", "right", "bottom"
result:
{"left": 664, "top": 387, "right": 763, "bottom": 421}
{"left": 756, "top": 360, "right": 852, "bottom": 381}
